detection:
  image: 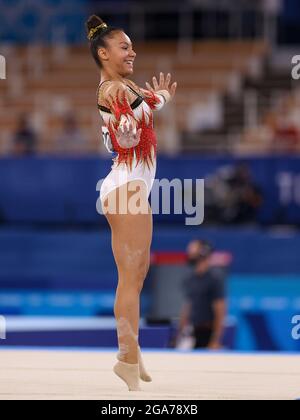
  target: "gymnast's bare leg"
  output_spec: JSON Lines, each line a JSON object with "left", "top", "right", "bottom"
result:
{"left": 103, "top": 180, "right": 152, "bottom": 391}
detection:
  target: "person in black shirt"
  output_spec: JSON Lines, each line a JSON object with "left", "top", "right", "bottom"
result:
{"left": 178, "top": 241, "right": 227, "bottom": 350}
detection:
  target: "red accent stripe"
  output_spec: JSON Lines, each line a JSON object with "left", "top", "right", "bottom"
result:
{"left": 151, "top": 252, "right": 188, "bottom": 265}
{"left": 151, "top": 251, "right": 233, "bottom": 266}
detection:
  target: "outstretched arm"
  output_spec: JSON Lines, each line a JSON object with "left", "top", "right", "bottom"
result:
{"left": 100, "top": 81, "right": 141, "bottom": 149}
{"left": 141, "top": 72, "right": 177, "bottom": 111}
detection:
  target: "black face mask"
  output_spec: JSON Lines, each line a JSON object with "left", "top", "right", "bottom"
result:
{"left": 187, "top": 257, "right": 199, "bottom": 267}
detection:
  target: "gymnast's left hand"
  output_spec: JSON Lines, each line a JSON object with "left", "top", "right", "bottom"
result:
{"left": 146, "top": 72, "right": 177, "bottom": 100}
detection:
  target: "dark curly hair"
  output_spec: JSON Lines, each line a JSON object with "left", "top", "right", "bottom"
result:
{"left": 86, "top": 15, "right": 123, "bottom": 69}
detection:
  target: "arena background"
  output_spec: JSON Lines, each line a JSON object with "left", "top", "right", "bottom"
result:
{"left": 0, "top": 0, "right": 300, "bottom": 381}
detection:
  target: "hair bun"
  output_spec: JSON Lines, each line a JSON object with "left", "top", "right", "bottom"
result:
{"left": 86, "top": 15, "right": 108, "bottom": 40}
{"left": 86, "top": 15, "right": 103, "bottom": 31}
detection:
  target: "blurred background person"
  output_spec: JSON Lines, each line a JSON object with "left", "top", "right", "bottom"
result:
{"left": 205, "top": 163, "right": 263, "bottom": 225}
{"left": 186, "top": 239, "right": 204, "bottom": 267}
{"left": 55, "top": 113, "right": 87, "bottom": 155}
{"left": 12, "top": 114, "right": 37, "bottom": 157}
{"left": 224, "top": 163, "right": 264, "bottom": 224}
{"left": 177, "top": 241, "right": 228, "bottom": 350}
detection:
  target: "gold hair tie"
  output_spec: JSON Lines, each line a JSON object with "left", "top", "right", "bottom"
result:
{"left": 88, "top": 23, "right": 108, "bottom": 40}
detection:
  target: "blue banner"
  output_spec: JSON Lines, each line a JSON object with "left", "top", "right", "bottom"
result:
{"left": 0, "top": 156, "right": 299, "bottom": 224}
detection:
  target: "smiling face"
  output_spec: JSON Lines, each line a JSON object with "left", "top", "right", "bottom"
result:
{"left": 98, "top": 31, "right": 136, "bottom": 77}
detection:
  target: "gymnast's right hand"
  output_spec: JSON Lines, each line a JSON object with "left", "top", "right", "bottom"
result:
{"left": 113, "top": 115, "right": 142, "bottom": 149}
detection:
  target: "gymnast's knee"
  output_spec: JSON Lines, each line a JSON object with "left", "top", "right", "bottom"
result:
{"left": 118, "top": 257, "right": 149, "bottom": 292}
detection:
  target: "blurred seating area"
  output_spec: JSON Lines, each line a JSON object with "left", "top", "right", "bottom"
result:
{"left": 240, "top": 88, "right": 300, "bottom": 154}
{"left": 2, "top": 0, "right": 299, "bottom": 157}
{"left": 0, "top": 41, "right": 269, "bottom": 156}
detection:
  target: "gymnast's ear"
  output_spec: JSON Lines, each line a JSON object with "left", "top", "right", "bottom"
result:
{"left": 98, "top": 47, "right": 109, "bottom": 62}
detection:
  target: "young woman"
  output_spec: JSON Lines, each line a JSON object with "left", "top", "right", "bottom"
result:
{"left": 86, "top": 15, "right": 177, "bottom": 391}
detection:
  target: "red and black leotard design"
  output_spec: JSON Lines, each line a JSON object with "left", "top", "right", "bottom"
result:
{"left": 98, "top": 81, "right": 167, "bottom": 171}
